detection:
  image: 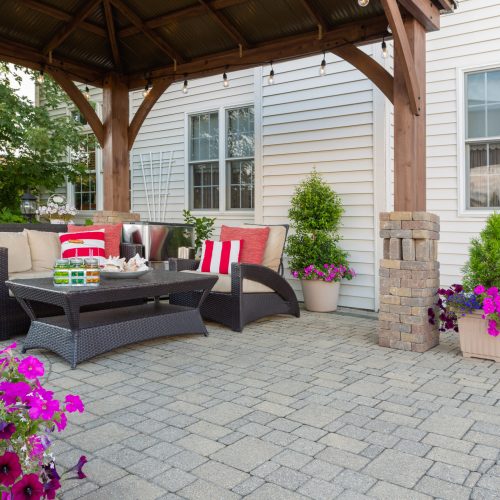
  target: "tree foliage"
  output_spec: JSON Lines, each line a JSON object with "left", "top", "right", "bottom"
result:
{"left": 0, "top": 63, "right": 90, "bottom": 212}
{"left": 285, "top": 170, "right": 349, "bottom": 273}
{"left": 462, "top": 212, "right": 500, "bottom": 291}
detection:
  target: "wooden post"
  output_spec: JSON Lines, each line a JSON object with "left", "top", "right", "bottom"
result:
{"left": 393, "top": 17, "right": 426, "bottom": 211}
{"left": 102, "top": 73, "right": 129, "bottom": 212}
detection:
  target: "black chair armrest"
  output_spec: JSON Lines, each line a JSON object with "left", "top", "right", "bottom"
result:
{"left": 120, "top": 243, "right": 143, "bottom": 260}
{"left": 231, "top": 263, "right": 297, "bottom": 303}
{"left": 0, "top": 247, "right": 9, "bottom": 300}
{"left": 168, "top": 258, "right": 198, "bottom": 272}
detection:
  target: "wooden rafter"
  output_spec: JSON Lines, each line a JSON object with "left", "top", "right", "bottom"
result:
{"left": 23, "top": 0, "right": 106, "bottom": 37}
{"left": 119, "top": 0, "right": 247, "bottom": 38}
{"left": 48, "top": 69, "right": 104, "bottom": 147}
{"left": 128, "top": 79, "right": 172, "bottom": 150}
{"left": 110, "top": 0, "right": 185, "bottom": 63}
{"left": 381, "top": 0, "right": 421, "bottom": 115}
{"left": 0, "top": 36, "right": 103, "bottom": 85}
{"left": 331, "top": 44, "right": 394, "bottom": 103}
{"left": 198, "top": 0, "right": 249, "bottom": 49}
{"left": 434, "top": 0, "right": 455, "bottom": 12}
{"left": 127, "top": 15, "right": 389, "bottom": 89}
{"left": 300, "top": 0, "right": 328, "bottom": 34}
{"left": 397, "top": 0, "right": 440, "bottom": 31}
{"left": 103, "top": 0, "right": 122, "bottom": 71}
{"left": 43, "top": 0, "right": 102, "bottom": 54}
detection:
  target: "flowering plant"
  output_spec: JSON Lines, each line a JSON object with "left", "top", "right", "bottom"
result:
{"left": 36, "top": 203, "right": 76, "bottom": 222}
{"left": 428, "top": 284, "right": 500, "bottom": 337}
{"left": 292, "top": 264, "right": 355, "bottom": 282}
{"left": 0, "top": 343, "right": 86, "bottom": 499}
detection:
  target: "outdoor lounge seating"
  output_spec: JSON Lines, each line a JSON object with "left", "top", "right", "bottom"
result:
{"left": 169, "top": 224, "right": 300, "bottom": 332}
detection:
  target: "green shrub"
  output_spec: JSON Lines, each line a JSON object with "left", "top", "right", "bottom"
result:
{"left": 0, "top": 208, "right": 26, "bottom": 224}
{"left": 462, "top": 212, "right": 500, "bottom": 291}
{"left": 285, "top": 170, "right": 349, "bottom": 276}
{"left": 183, "top": 209, "right": 216, "bottom": 253}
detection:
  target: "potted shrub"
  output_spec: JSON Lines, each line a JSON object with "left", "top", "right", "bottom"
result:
{"left": 286, "top": 170, "right": 355, "bottom": 312}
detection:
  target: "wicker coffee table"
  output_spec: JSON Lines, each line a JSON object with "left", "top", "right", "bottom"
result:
{"left": 6, "top": 271, "right": 218, "bottom": 368}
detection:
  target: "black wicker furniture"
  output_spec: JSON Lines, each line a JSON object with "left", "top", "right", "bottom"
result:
{"left": 6, "top": 271, "right": 218, "bottom": 368}
{"left": 169, "top": 224, "right": 300, "bottom": 332}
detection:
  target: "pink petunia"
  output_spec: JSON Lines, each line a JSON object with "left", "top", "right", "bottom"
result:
{"left": 488, "top": 320, "right": 500, "bottom": 337}
{"left": 474, "top": 285, "right": 486, "bottom": 295}
{"left": 483, "top": 297, "right": 496, "bottom": 315}
{"left": 28, "top": 398, "right": 60, "bottom": 421}
{"left": 17, "top": 357, "right": 44, "bottom": 380}
{"left": 0, "top": 343, "right": 16, "bottom": 356}
{"left": 488, "top": 287, "right": 499, "bottom": 297}
{"left": 54, "top": 412, "right": 67, "bottom": 432}
{"left": 65, "top": 395, "right": 84, "bottom": 414}
{"left": 0, "top": 382, "right": 31, "bottom": 406}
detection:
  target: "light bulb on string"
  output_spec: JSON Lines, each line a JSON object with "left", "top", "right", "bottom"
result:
{"left": 143, "top": 78, "right": 151, "bottom": 98}
{"left": 83, "top": 85, "right": 90, "bottom": 100}
{"left": 358, "top": 0, "right": 369, "bottom": 6}
{"left": 36, "top": 69, "right": 44, "bottom": 84}
{"left": 381, "top": 38, "right": 388, "bottom": 59}
{"left": 319, "top": 52, "right": 326, "bottom": 76}
{"left": 223, "top": 71, "right": 229, "bottom": 88}
{"left": 182, "top": 78, "right": 188, "bottom": 94}
{"left": 268, "top": 62, "right": 275, "bottom": 85}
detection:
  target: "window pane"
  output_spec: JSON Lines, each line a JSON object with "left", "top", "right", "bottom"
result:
{"left": 74, "top": 136, "right": 97, "bottom": 211}
{"left": 191, "top": 163, "right": 219, "bottom": 209}
{"left": 190, "top": 113, "right": 218, "bottom": 161}
{"left": 487, "top": 71, "right": 500, "bottom": 137}
{"left": 227, "top": 160, "right": 254, "bottom": 209}
{"left": 467, "top": 72, "right": 486, "bottom": 139}
{"left": 490, "top": 175, "right": 500, "bottom": 207}
{"left": 227, "top": 107, "right": 255, "bottom": 158}
{"left": 490, "top": 143, "right": 500, "bottom": 174}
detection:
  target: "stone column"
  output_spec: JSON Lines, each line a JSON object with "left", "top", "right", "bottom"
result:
{"left": 92, "top": 211, "right": 140, "bottom": 224}
{"left": 378, "top": 212, "right": 440, "bottom": 352}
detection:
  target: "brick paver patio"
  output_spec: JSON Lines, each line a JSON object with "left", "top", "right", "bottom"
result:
{"left": 21, "top": 309, "right": 500, "bottom": 499}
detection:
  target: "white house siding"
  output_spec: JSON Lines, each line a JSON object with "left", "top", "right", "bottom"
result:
{"left": 426, "top": 0, "right": 500, "bottom": 287}
{"left": 259, "top": 48, "right": 386, "bottom": 311}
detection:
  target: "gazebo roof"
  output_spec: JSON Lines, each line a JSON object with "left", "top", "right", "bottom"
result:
{"left": 0, "top": 0, "right": 452, "bottom": 90}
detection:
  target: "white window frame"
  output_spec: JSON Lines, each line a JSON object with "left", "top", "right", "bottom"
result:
{"left": 184, "top": 101, "right": 254, "bottom": 216}
{"left": 457, "top": 63, "right": 500, "bottom": 217}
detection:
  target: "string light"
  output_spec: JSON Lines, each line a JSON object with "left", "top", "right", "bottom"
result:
{"left": 143, "top": 78, "right": 151, "bottom": 98}
{"left": 182, "top": 77, "right": 188, "bottom": 94}
{"left": 381, "top": 37, "right": 388, "bottom": 59}
{"left": 83, "top": 85, "right": 90, "bottom": 100}
{"left": 358, "top": 0, "right": 369, "bottom": 6}
{"left": 223, "top": 70, "right": 229, "bottom": 88}
{"left": 268, "top": 62, "right": 275, "bottom": 85}
{"left": 36, "top": 69, "right": 44, "bottom": 84}
{"left": 319, "top": 52, "right": 326, "bottom": 76}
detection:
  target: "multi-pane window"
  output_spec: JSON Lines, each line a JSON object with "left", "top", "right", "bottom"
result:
{"left": 188, "top": 106, "right": 254, "bottom": 211}
{"left": 74, "top": 136, "right": 97, "bottom": 211}
{"left": 466, "top": 70, "right": 500, "bottom": 208}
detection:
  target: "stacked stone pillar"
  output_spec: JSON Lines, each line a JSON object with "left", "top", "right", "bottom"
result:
{"left": 92, "top": 211, "right": 140, "bottom": 224}
{"left": 378, "top": 212, "right": 440, "bottom": 352}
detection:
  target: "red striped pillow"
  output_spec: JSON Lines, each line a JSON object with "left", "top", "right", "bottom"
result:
{"left": 198, "top": 240, "right": 242, "bottom": 274}
{"left": 59, "top": 229, "right": 106, "bottom": 264}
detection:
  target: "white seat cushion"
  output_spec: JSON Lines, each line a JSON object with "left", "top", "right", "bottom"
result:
{"left": 24, "top": 229, "right": 61, "bottom": 271}
{"left": 8, "top": 271, "right": 53, "bottom": 297}
{"left": 0, "top": 232, "right": 32, "bottom": 273}
{"left": 182, "top": 270, "right": 273, "bottom": 293}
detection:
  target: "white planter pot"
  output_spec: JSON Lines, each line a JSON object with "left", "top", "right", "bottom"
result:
{"left": 50, "top": 219, "right": 72, "bottom": 225}
{"left": 458, "top": 310, "right": 500, "bottom": 362}
{"left": 301, "top": 280, "right": 340, "bottom": 312}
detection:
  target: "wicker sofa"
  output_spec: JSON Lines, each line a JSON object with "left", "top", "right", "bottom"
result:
{"left": 169, "top": 224, "right": 300, "bottom": 332}
{"left": 0, "top": 223, "right": 141, "bottom": 340}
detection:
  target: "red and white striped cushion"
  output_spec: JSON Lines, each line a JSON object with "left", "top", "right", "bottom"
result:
{"left": 198, "top": 240, "right": 242, "bottom": 274}
{"left": 59, "top": 229, "right": 106, "bottom": 264}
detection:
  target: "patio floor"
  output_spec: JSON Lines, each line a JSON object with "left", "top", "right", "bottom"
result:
{"left": 21, "top": 309, "right": 500, "bottom": 499}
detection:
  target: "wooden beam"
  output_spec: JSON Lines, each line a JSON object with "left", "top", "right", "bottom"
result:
{"left": 331, "top": 44, "right": 394, "bottom": 103}
{"left": 434, "top": 0, "right": 455, "bottom": 12}
{"left": 0, "top": 36, "right": 103, "bottom": 85}
{"left": 119, "top": 0, "right": 247, "bottom": 38}
{"left": 397, "top": 0, "right": 440, "bottom": 31}
{"left": 394, "top": 17, "right": 426, "bottom": 212}
{"left": 43, "top": 0, "right": 102, "bottom": 54}
{"left": 127, "top": 15, "right": 389, "bottom": 89}
{"left": 198, "top": 0, "right": 249, "bottom": 49}
{"left": 103, "top": 0, "right": 122, "bottom": 71}
{"left": 128, "top": 79, "right": 172, "bottom": 150}
{"left": 300, "top": 0, "right": 328, "bottom": 33}
{"left": 110, "top": 0, "right": 185, "bottom": 63}
{"left": 381, "top": 0, "right": 421, "bottom": 115}
{"left": 102, "top": 74, "right": 130, "bottom": 212}
{"left": 48, "top": 69, "right": 105, "bottom": 147}
{"left": 23, "top": 0, "right": 107, "bottom": 37}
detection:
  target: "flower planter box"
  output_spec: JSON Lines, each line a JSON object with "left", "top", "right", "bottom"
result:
{"left": 301, "top": 280, "right": 340, "bottom": 312}
{"left": 458, "top": 310, "right": 500, "bottom": 362}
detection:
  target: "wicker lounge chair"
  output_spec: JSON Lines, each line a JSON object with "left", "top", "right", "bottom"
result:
{"left": 169, "top": 224, "right": 300, "bottom": 332}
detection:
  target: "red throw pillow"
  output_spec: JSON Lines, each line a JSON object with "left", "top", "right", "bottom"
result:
{"left": 220, "top": 226, "right": 270, "bottom": 265}
{"left": 68, "top": 224, "right": 122, "bottom": 258}
{"left": 59, "top": 229, "right": 106, "bottom": 264}
{"left": 198, "top": 240, "right": 242, "bottom": 274}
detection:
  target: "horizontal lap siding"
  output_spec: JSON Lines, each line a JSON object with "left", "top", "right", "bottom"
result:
{"left": 261, "top": 52, "right": 377, "bottom": 310}
{"left": 426, "top": 0, "right": 500, "bottom": 287}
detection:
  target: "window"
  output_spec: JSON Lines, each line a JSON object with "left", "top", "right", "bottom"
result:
{"left": 188, "top": 106, "right": 254, "bottom": 211}
{"left": 466, "top": 69, "right": 500, "bottom": 208}
{"left": 73, "top": 136, "right": 97, "bottom": 211}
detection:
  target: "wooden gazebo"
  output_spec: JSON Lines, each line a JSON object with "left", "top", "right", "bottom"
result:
{"left": 0, "top": 0, "right": 454, "bottom": 352}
